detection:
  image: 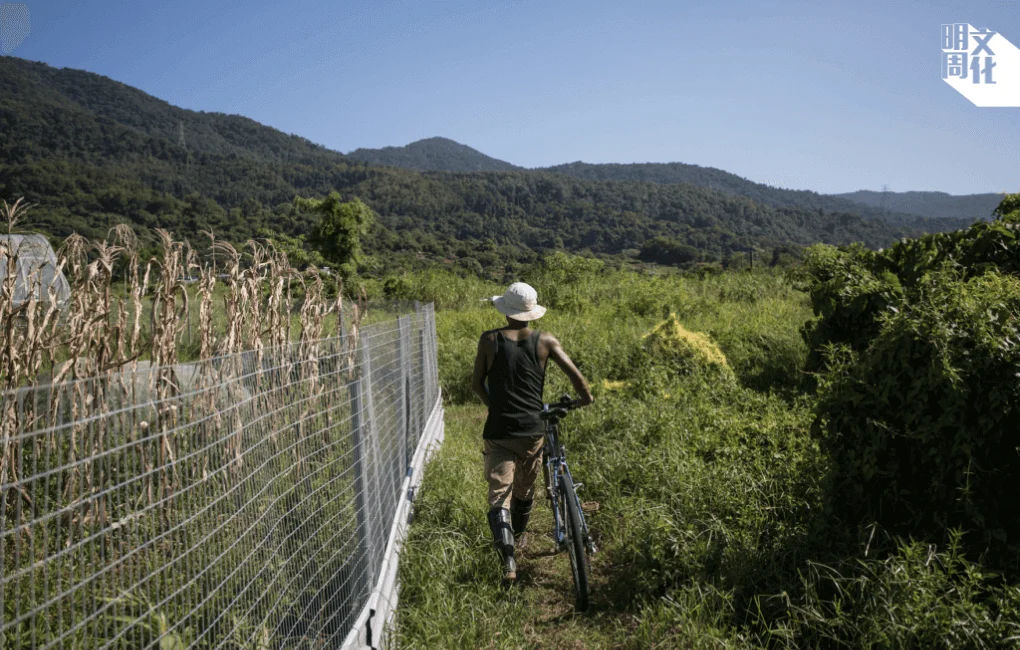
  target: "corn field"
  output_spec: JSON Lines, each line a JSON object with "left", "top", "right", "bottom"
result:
{"left": 0, "top": 199, "right": 442, "bottom": 649}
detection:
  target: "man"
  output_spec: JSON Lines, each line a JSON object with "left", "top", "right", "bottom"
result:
{"left": 472, "top": 282, "right": 594, "bottom": 581}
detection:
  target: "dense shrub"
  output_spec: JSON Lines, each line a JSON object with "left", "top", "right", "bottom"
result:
{"left": 801, "top": 195, "right": 1020, "bottom": 573}
{"left": 800, "top": 243, "right": 904, "bottom": 372}
{"left": 814, "top": 270, "right": 1020, "bottom": 571}
{"left": 802, "top": 194, "right": 1020, "bottom": 373}
{"left": 874, "top": 194, "right": 1020, "bottom": 286}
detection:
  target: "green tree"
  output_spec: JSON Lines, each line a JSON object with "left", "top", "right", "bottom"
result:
{"left": 256, "top": 227, "right": 326, "bottom": 269}
{"left": 638, "top": 236, "right": 699, "bottom": 266}
{"left": 296, "top": 193, "right": 374, "bottom": 281}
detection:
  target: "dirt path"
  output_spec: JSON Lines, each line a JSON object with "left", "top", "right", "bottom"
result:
{"left": 416, "top": 404, "right": 624, "bottom": 644}
{"left": 514, "top": 504, "right": 624, "bottom": 649}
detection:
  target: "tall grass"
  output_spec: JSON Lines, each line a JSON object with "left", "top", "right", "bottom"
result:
{"left": 396, "top": 260, "right": 1020, "bottom": 648}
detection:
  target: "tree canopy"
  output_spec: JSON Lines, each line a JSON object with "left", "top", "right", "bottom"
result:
{"left": 298, "top": 193, "right": 374, "bottom": 280}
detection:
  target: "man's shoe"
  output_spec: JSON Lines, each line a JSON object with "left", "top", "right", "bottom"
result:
{"left": 503, "top": 553, "right": 517, "bottom": 582}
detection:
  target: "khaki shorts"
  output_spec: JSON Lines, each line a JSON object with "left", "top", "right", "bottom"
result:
{"left": 483, "top": 436, "right": 545, "bottom": 510}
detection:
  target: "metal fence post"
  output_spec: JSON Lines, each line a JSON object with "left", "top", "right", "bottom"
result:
{"left": 397, "top": 315, "right": 410, "bottom": 472}
{"left": 348, "top": 375, "right": 370, "bottom": 605}
{"left": 418, "top": 321, "right": 426, "bottom": 436}
{"left": 360, "top": 331, "right": 383, "bottom": 567}
{"left": 427, "top": 304, "right": 438, "bottom": 407}
{"left": 414, "top": 297, "right": 422, "bottom": 441}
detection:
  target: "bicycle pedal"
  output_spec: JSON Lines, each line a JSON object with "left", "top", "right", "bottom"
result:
{"left": 574, "top": 483, "right": 583, "bottom": 491}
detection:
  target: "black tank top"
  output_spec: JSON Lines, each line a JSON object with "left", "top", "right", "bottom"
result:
{"left": 483, "top": 330, "right": 546, "bottom": 439}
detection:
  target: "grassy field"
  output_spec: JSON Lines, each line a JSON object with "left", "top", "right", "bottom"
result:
{"left": 397, "top": 267, "right": 812, "bottom": 648}
{"left": 394, "top": 259, "right": 1020, "bottom": 648}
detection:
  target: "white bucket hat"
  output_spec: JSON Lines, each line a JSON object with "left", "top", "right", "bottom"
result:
{"left": 490, "top": 282, "right": 547, "bottom": 321}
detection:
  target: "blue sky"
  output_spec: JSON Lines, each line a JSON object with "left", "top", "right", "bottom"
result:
{"left": 10, "top": 0, "right": 1020, "bottom": 194}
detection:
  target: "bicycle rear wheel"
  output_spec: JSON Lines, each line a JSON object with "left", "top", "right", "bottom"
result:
{"left": 558, "top": 473, "right": 590, "bottom": 611}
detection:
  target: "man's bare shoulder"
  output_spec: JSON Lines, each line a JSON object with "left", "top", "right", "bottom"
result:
{"left": 539, "top": 331, "right": 560, "bottom": 345}
{"left": 479, "top": 329, "right": 499, "bottom": 346}
{"left": 538, "top": 331, "right": 561, "bottom": 355}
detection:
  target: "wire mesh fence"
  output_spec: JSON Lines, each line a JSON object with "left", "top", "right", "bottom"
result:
{"left": 1, "top": 302, "right": 440, "bottom": 649}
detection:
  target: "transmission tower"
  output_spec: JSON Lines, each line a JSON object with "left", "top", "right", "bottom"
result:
{"left": 879, "top": 184, "right": 890, "bottom": 213}
{"left": 177, "top": 121, "right": 191, "bottom": 171}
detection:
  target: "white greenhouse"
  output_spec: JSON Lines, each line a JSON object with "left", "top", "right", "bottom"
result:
{"left": 0, "top": 234, "right": 71, "bottom": 307}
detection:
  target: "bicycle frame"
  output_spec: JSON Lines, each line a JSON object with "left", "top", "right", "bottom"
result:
{"left": 543, "top": 415, "right": 593, "bottom": 554}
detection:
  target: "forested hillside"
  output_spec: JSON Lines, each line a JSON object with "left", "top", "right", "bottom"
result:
{"left": 835, "top": 189, "right": 1002, "bottom": 221}
{"left": 0, "top": 57, "right": 967, "bottom": 278}
{"left": 541, "top": 161, "right": 981, "bottom": 228}
{"left": 347, "top": 137, "right": 521, "bottom": 172}
{"left": 343, "top": 138, "right": 993, "bottom": 227}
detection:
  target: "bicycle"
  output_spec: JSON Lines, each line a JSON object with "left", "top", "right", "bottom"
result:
{"left": 540, "top": 394, "right": 597, "bottom": 611}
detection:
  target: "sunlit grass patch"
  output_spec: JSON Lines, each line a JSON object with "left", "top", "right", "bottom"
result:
{"left": 642, "top": 313, "right": 731, "bottom": 375}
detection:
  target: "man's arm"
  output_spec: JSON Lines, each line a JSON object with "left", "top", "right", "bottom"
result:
{"left": 546, "top": 334, "right": 594, "bottom": 407}
{"left": 472, "top": 333, "right": 492, "bottom": 408}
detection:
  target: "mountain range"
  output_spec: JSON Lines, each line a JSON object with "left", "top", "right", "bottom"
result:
{"left": 0, "top": 57, "right": 992, "bottom": 278}
{"left": 348, "top": 138, "right": 1002, "bottom": 224}
{"left": 832, "top": 190, "right": 1002, "bottom": 222}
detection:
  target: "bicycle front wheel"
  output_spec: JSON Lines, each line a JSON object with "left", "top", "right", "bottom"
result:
{"left": 558, "top": 473, "right": 590, "bottom": 611}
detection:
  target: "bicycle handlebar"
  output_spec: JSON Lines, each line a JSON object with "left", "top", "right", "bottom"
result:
{"left": 541, "top": 394, "right": 577, "bottom": 421}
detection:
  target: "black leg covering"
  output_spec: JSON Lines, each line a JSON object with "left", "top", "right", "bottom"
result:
{"left": 509, "top": 497, "right": 533, "bottom": 536}
{"left": 487, "top": 507, "right": 515, "bottom": 553}
{"left": 487, "top": 507, "right": 516, "bottom": 578}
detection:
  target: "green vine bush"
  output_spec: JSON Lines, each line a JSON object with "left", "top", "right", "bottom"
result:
{"left": 805, "top": 194, "right": 1020, "bottom": 574}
